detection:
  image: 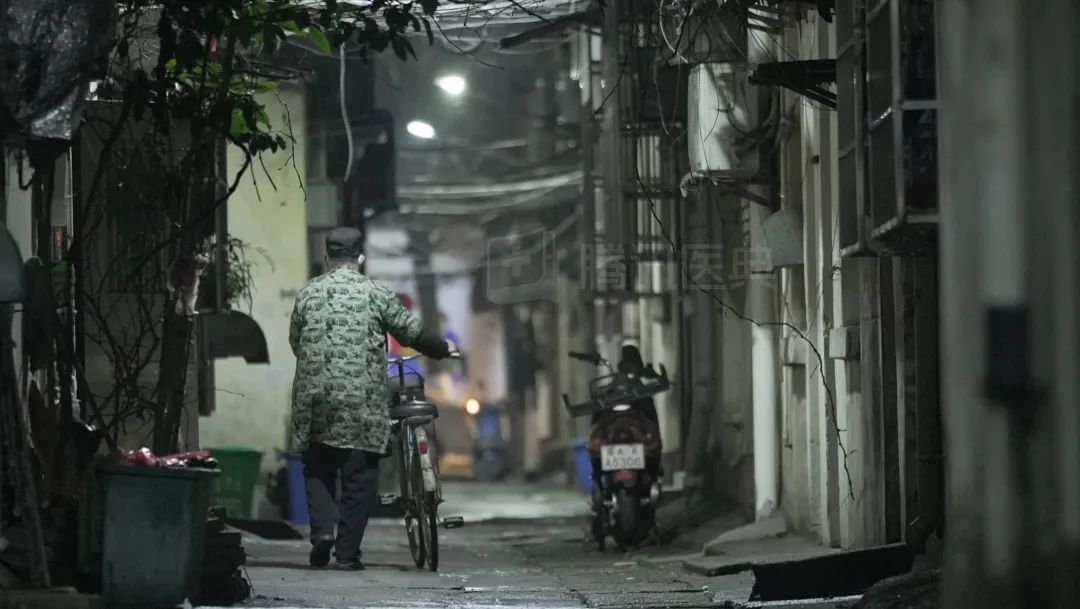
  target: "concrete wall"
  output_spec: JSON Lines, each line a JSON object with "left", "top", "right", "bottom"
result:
{"left": 740, "top": 13, "right": 891, "bottom": 549}
{"left": 779, "top": 256, "right": 810, "bottom": 531}
{"left": 200, "top": 85, "right": 309, "bottom": 473}
{"left": 702, "top": 196, "right": 756, "bottom": 515}
{"left": 789, "top": 14, "right": 880, "bottom": 550}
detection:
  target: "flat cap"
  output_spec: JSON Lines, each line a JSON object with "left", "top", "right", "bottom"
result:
{"left": 325, "top": 226, "right": 364, "bottom": 259}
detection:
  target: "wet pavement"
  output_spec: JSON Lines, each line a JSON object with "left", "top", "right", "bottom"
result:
{"left": 210, "top": 482, "right": 855, "bottom": 609}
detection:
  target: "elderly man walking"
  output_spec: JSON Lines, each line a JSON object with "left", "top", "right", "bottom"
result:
{"left": 289, "top": 227, "right": 454, "bottom": 570}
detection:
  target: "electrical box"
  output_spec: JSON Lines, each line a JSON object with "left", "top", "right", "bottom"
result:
{"left": 687, "top": 63, "right": 759, "bottom": 177}
{"left": 304, "top": 181, "right": 339, "bottom": 228}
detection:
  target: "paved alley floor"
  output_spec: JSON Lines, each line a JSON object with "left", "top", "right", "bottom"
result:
{"left": 214, "top": 482, "right": 855, "bottom": 609}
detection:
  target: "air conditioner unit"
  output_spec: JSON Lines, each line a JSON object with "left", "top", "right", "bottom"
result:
{"left": 687, "top": 63, "right": 760, "bottom": 177}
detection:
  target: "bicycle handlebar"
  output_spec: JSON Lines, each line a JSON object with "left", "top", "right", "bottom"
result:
{"left": 387, "top": 351, "right": 461, "bottom": 365}
{"left": 388, "top": 353, "right": 422, "bottom": 365}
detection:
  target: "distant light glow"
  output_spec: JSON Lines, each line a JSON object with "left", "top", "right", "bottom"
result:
{"left": 435, "top": 74, "right": 467, "bottom": 96}
{"left": 465, "top": 398, "right": 481, "bottom": 416}
{"left": 613, "top": 404, "right": 631, "bottom": 412}
{"left": 406, "top": 120, "right": 436, "bottom": 139}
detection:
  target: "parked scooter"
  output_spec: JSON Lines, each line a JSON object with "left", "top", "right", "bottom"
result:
{"left": 563, "top": 347, "right": 671, "bottom": 550}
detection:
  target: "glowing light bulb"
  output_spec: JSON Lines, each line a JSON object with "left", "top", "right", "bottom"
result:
{"left": 465, "top": 398, "right": 481, "bottom": 416}
{"left": 435, "top": 74, "right": 467, "bottom": 96}
{"left": 406, "top": 120, "right": 435, "bottom": 139}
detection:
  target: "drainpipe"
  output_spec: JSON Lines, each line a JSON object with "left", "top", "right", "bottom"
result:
{"left": 749, "top": 202, "right": 780, "bottom": 519}
{"left": 751, "top": 308, "right": 779, "bottom": 518}
{"left": 744, "top": 5, "right": 781, "bottom": 522}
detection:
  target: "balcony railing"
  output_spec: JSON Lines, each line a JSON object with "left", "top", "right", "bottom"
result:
{"left": 839, "top": 0, "right": 939, "bottom": 257}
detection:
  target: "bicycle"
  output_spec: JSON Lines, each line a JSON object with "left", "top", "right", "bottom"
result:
{"left": 386, "top": 352, "right": 461, "bottom": 572}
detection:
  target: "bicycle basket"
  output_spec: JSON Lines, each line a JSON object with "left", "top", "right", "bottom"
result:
{"left": 388, "top": 370, "right": 425, "bottom": 403}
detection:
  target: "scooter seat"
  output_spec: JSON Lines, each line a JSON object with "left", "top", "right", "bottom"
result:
{"left": 389, "top": 400, "right": 439, "bottom": 421}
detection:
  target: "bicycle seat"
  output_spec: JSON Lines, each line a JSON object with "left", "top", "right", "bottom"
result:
{"left": 389, "top": 399, "right": 439, "bottom": 421}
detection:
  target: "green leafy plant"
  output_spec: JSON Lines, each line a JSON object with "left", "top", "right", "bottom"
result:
{"left": 199, "top": 235, "right": 272, "bottom": 313}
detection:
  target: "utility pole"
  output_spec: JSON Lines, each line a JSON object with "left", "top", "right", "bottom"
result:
{"left": 408, "top": 226, "right": 440, "bottom": 338}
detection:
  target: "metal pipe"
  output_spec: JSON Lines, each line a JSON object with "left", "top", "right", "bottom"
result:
{"left": 748, "top": 201, "right": 780, "bottom": 520}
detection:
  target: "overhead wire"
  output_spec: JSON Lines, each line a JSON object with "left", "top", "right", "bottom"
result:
{"left": 397, "top": 183, "right": 577, "bottom": 214}
{"left": 339, "top": 44, "right": 355, "bottom": 182}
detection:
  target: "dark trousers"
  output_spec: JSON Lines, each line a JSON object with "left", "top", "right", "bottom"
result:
{"left": 303, "top": 442, "right": 380, "bottom": 562}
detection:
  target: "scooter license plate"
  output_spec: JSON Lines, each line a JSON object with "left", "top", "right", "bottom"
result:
{"left": 600, "top": 444, "right": 645, "bottom": 471}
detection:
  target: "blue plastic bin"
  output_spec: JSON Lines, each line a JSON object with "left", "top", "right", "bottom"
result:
{"left": 286, "top": 452, "right": 309, "bottom": 525}
{"left": 572, "top": 439, "right": 593, "bottom": 494}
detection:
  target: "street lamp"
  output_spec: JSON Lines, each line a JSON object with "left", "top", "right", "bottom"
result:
{"left": 406, "top": 120, "right": 436, "bottom": 139}
{"left": 435, "top": 74, "right": 467, "bottom": 96}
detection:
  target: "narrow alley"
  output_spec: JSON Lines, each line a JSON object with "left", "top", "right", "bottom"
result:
{"left": 213, "top": 483, "right": 848, "bottom": 609}
{"left": 2, "top": 1, "right": 1079, "bottom": 608}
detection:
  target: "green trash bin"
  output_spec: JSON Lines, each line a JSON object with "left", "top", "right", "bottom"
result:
{"left": 207, "top": 446, "right": 264, "bottom": 518}
{"left": 92, "top": 462, "right": 217, "bottom": 608}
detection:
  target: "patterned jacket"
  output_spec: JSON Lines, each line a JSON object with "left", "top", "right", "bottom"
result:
{"left": 289, "top": 266, "right": 423, "bottom": 453}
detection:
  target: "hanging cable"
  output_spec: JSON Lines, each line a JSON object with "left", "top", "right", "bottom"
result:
{"left": 340, "top": 44, "right": 355, "bottom": 183}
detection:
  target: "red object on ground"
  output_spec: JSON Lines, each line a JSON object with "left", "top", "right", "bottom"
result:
{"left": 119, "top": 447, "right": 154, "bottom": 465}
{"left": 118, "top": 447, "right": 216, "bottom": 468}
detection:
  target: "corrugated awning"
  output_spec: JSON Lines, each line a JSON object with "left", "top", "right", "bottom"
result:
{"left": 200, "top": 310, "right": 270, "bottom": 364}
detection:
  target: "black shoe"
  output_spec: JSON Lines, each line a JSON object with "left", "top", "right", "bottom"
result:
{"left": 309, "top": 537, "right": 333, "bottom": 567}
{"left": 334, "top": 559, "right": 365, "bottom": 571}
